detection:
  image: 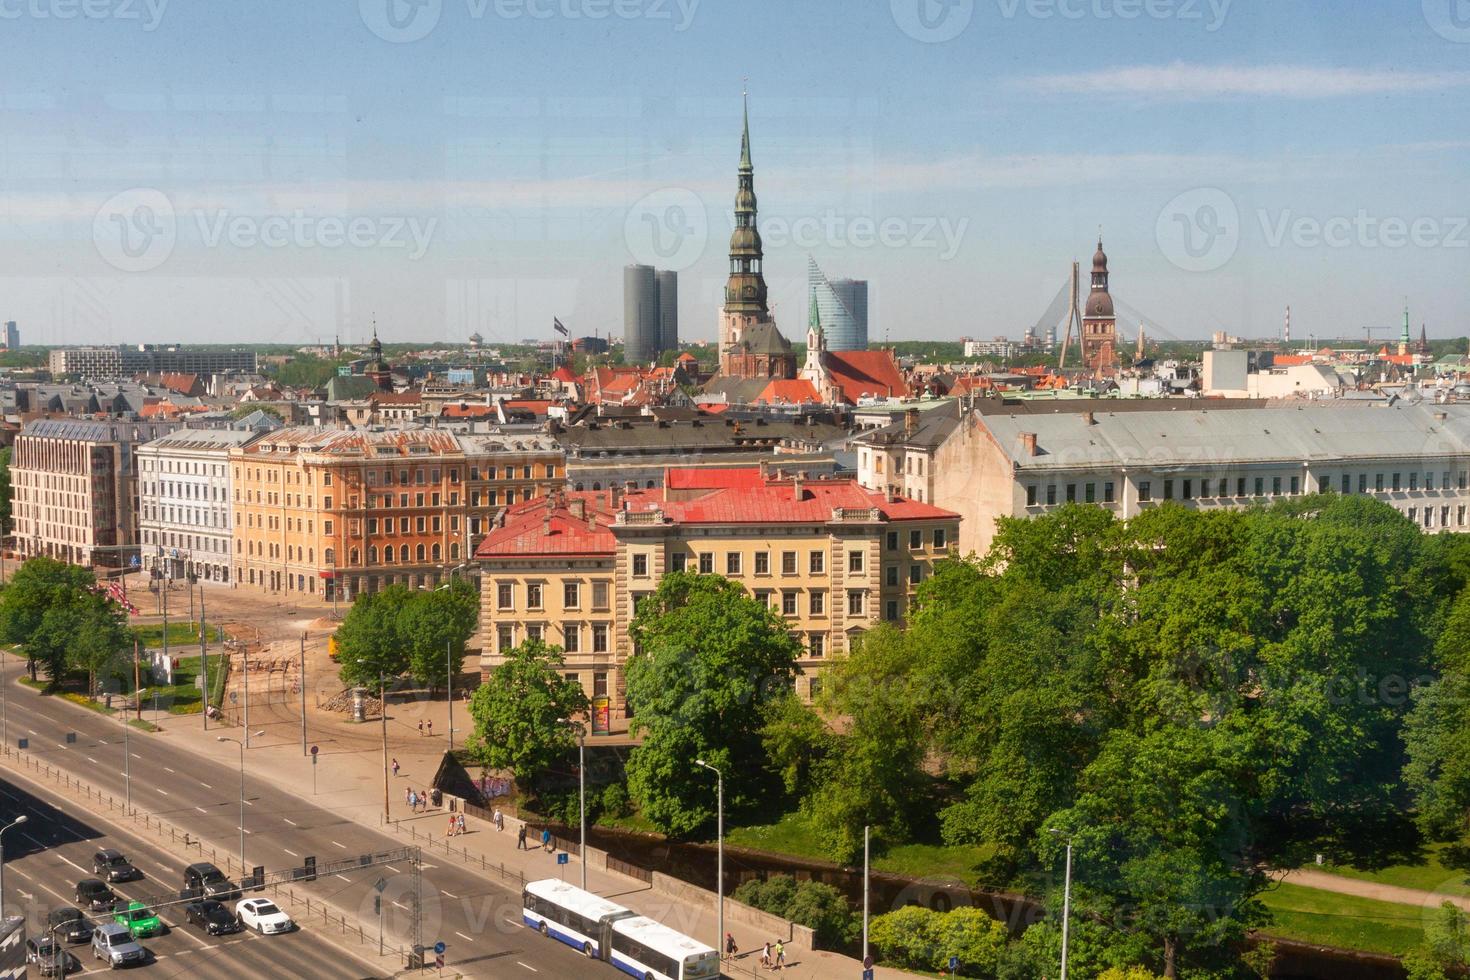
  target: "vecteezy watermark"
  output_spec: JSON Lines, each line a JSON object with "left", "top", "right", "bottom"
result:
{"left": 194, "top": 210, "right": 437, "bottom": 259}
{"left": 0, "top": 0, "right": 168, "bottom": 30}
{"left": 94, "top": 188, "right": 177, "bottom": 273}
{"left": 624, "top": 188, "right": 707, "bottom": 271}
{"left": 760, "top": 210, "right": 969, "bottom": 260}
{"left": 1258, "top": 209, "right": 1470, "bottom": 250}
{"left": 891, "top": 0, "right": 973, "bottom": 42}
{"left": 995, "top": 0, "right": 1231, "bottom": 32}
{"left": 1423, "top": 0, "right": 1470, "bottom": 43}
{"left": 1154, "top": 187, "right": 1241, "bottom": 273}
{"left": 360, "top": 0, "right": 698, "bottom": 42}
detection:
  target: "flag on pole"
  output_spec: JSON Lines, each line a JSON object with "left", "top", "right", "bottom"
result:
{"left": 553, "top": 317, "right": 569, "bottom": 337}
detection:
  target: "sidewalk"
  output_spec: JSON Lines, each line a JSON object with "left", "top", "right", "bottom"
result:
{"left": 134, "top": 694, "right": 913, "bottom": 979}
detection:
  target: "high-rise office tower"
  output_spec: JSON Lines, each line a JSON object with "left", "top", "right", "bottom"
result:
{"left": 623, "top": 264, "right": 659, "bottom": 364}
{"left": 3, "top": 322, "right": 17, "bottom": 350}
{"left": 807, "top": 257, "right": 868, "bottom": 351}
{"left": 656, "top": 269, "right": 678, "bottom": 353}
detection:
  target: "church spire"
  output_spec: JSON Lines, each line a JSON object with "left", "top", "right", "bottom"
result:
{"left": 723, "top": 88, "right": 767, "bottom": 318}
{"left": 739, "top": 87, "right": 752, "bottom": 172}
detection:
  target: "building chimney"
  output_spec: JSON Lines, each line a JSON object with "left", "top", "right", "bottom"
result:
{"left": 542, "top": 512, "right": 552, "bottom": 536}
{"left": 569, "top": 498, "right": 586, "bottom": 520}
{"left": 759, "top": 459, "right": 769, "bottom": 481}
{"left": 905, "top": 407, "right": 920, "bottom": 436}
{"left": 1020, "top": 432, "right": 1038, "bottom": 456}
{"left": 1082, "top": 411, "right": 1095, "bottom": 425}
{"left": 793, "top": 472, "right": 805, "bottom": 500}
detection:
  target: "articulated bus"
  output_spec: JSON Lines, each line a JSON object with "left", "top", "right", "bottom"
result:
{"left": 521, "top": 880, "right": 720, "bottom": 980}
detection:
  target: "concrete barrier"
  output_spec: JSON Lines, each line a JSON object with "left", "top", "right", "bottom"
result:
{"left": 651, "top": 872, "right": 816, "bottom": 950}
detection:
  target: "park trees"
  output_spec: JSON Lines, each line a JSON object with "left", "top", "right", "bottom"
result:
{"left": 402, "top": 578, "right": 478, "bottom": 688}
{"left": 0, "top": 557, "right": 112, "bottom": 681}
{"left": 467, "top": 638, "right": 587, "bottom": 786}
{"left": 624, "top": 572, "right": 800, "bottom": 837}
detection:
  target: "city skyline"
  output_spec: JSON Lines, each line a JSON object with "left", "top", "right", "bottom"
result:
{"left": 3, "top": 1, "right": 1468, "bottom": 347}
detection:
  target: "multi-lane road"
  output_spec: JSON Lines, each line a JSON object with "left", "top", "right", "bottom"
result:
{"left": 0, "top": 673, "right": 597, "bottom": 978}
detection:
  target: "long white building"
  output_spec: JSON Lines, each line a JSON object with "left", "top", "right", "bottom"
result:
{"left": 138, "top": 428, "right": 265, "bottom": 582}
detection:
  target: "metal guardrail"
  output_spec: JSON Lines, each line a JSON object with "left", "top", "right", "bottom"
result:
{"left": 389, "top": 818, "right": 526, "bottom": 892}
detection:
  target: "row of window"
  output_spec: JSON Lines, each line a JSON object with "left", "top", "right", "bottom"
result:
{"left": 1027, "top": 470, "right": 1470, "bottom": 507}
{"left": 144, "top": 482, "right": 224, "bottom": 501}
{"left": 141, "top": 460, "right": 226, "bottom": 477}
{"left": 237, "top": 540, "right": 461, "bottom": 566}
{"left": 500, "top": 580, "right": 612, "bottom": 612}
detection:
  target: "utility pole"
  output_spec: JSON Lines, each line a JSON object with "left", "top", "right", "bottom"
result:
{"left": 862, "top": 825, "right": 870, "bottom": 964}
{"left": 299, "top": 632, "right": 308, "bottom": 756}
{"left": 380, "top": 675, "right": 389, "bottom": 824}
{"left": 133, "top": 638, "right": 141, "bottom": 723}
{"left": 446, "top": 638, "right": 453, "bottom": 754}
{"left": 243, "top": 646, "right": 251, "bottom": 749}
{"left": 157, "top": 577, "right": 167, "bottom": 719}
{"left": 200, "top": 587, "right": 209, "bottom": 731}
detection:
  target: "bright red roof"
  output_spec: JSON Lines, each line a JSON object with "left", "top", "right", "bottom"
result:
{"left": 441, "top": 403, "right": 494, "bottom": 418}
{"left": 825, "top": 350, "right": 909, "bottom": 403}
{"left": 502, "top": 400, "right": 553, "bottom": 414}
{"left": 755, "top": 379, "right": 820, "bottom": 404}
{"left": 476, "top": 495, "right": 618, "bottom": 558}
{"left": 664, "top": 467, "right": 767, "bottom": 490}
{"left": 550, "top": 365, "right": 579, "bottom": 383}
{"left": 1273, "top": 354, "right": 1311, "bottom": 366}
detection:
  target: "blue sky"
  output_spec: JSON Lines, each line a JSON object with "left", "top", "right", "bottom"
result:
{"left": 3, "top": 0, "right": 1468, "bottom": 347}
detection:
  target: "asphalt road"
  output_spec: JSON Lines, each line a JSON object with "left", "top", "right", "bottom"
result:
{"left": 0, "top": 770, "right": 384, "bottom": 979}
{"left": 0, "top": 677, "right": 597, "bottom": 979}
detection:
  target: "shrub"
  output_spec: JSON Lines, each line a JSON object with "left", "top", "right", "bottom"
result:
{"left": 601, "top": 783, "right": 631, "bottom": 819}
{"left": 870, "top": 905, "right": 1008, "bottom": 977}
{"left": 731, "top": 874, "right": 859, "bottom": 950}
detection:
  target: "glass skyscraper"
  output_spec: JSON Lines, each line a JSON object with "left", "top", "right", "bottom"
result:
{"left": 807, "top": 256, "right": 868, "bottom": 351}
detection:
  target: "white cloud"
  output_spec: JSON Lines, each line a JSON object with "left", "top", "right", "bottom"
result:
{"left": 1017, "top": 63, "right": 1470, "bottom": 100}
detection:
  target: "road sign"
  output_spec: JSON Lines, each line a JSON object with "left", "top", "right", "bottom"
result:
{"left": 556, "top": 853, "right": 568, "bottom": 865}
{"left": 310, "top": 744, "right": 319, "bottom": 755}
{"left": 949, "top": 956, "right": 960, "bottom": 972}
{"left": 16, "top": 738, "right": 26, "bottom": 750}
{"left": 434, "top": 941, "right": 446, "bottom": 955}
{"left": 435, "top": 953, "right": 445, "bottom": 969}
{"left": 373, "top": 877, "right": 387, "bottom": 894}
{"left": 65, "top": 732, "right": 76, "bottom": 744}
{"left": 863, "top": 970, "right": 874, "bottom": 980}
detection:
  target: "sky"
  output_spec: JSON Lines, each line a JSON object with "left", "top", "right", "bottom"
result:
{"left": 3, "top": 0, "right": 1468, "bottom": 348}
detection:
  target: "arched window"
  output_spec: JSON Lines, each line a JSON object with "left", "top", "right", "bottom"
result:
{"left": 432, "top": 543, "right": 441, "bottom": 561}
{"left": 310, "top": 548, "right": 316, "bottom": 564}
{"left": 592, "top": 482, "right": 602, "bottom": 491}
{"left": 400, "top": 544, "right": 409, "bottom": 563}
{"left": 450, "top": 543, "right": 459, "bottom": 560}
{"left": 415, "top": 544, "right": 425, "bottom": 562}
{"left": 350, "top": 548, "right": 360, "bottom": 565}
{"left": 369, "top": 545, "right": 379, "bottom": 564}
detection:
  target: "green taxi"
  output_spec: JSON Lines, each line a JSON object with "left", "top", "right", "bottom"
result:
{"left": 113, "top": 901, "right": 162, "bottom": 939}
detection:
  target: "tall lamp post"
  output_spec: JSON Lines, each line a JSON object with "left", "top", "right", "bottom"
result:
{"left": 694, "top": 759, "right": 723, "bottom": 956}
{"left": 219, "top": 734, "right": 263, "bottom": 878}
{"left": 1049, "top": 828, "right": 1074, "bottom": 980}
{"left": 0, "top": 815, "right": 27, "bottom": 914}
{"left": 433, "top": 569, "right": 469, "bottom": 753}
{"left": 558, "top": 718, "right": 587, "bottom": 890}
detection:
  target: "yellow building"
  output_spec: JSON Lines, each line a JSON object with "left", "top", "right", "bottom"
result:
{"left": 474, "top": 466, "right": 960, "bottom": 722}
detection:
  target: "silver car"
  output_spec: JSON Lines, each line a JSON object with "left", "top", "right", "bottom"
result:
{"left": 91, "top": 922, "right": 145, "bottom": 968}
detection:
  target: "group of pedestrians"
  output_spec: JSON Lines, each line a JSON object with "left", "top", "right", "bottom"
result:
{"left": 756, "top": 939, "right": 787, "bottom": 971}
{"left": 405, "top": 786, "right": 433, "bottom": 812}
{"left": 446, "top": 812, "right": 467, "bottom": 836}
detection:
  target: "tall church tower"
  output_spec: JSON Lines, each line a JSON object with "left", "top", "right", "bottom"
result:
{"left": 1080, "top": 236, "right": 1119, "bottom": 376}
{"left": 719, "top": 93, "right": 772, "bottom": 374}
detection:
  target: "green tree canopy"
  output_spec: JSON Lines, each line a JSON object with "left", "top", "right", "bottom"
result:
{"left": 334, "top": 585, "right": 413, "bottom": 685}
{"left": 466, "top": 638, "right": 588, "bottom": 786}
{"left": 0, "top": 557, "right": 101, "bottom": 679}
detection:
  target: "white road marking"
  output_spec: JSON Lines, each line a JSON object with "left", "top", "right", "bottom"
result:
{"left": 393, "top": 902, "right": 409, "bottom": 911}
{"left": 195, "top": 807, "right": 207, "bottom": 814}
{"left": 282, "top": 818, "right": 297, "bottom": 826}
{"left": 330, "top": 840, "right": 346, "bottom": 849}
{"left": 283, "top": 849, "right": 298, "bottom": 857}
{"left": 517, "top": 962, "right": 538, "bottom": 972}
{"left": 334, "top": 874, "right": 351, "bottom": 883}
{"left": 442, "top": 890, "right": 457, "bottom": 899}
{"left": 164, "top": 767, "right": 175, "bottom": 773}
{"left": 155, "top": 788, "right": 169, "bottom": 796}
{"left": 199, "top": 782, "right": 211, "bottom": 789}
{"left": 385, "top": 864, "right": 400, "bottom": 873}
{"left": 85, "top": 756, "right": 99, "bottom": 764}
{"left": 455, "top": 931, "right": 473, "bottom": 942}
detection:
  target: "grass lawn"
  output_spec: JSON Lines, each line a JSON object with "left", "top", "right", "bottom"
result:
{"left": 725, "top": 811, "right": 833, "bottom": 864}
{"left": 1318, "top": 841, "right": 1470, "bottom": 898}
{"left": 1257, "top": 882, "right": 1430, "bottom": 957}
{"left": 146, "top": 653, "right": 228, "bottom": 715}
{"left": 133, "top": 622, "right": 218, "bottom": 648}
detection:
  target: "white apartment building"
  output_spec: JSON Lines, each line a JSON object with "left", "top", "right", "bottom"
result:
{"left": 910, "top": 400, "right": 1470, "bottom": 556}
{"left": 138, "top": 429, "right": 265, "bottom": 582}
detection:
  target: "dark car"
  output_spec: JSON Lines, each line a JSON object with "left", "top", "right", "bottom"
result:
{"left": 182, "top": 862, "right": 239, "bottom": 901}
{"left": 27, "top": 935, "right": 79, "bottom": 976}
{"left": 46, "top": 906, "right": 92, "bottom": 944}
{"left": 75, "top": 878, "right": 114, "bottom": 912}
{"left": 183, "top": 899, "right": 240, "bottom": 936}
{"left": 92, "top": 849, "right": 140, "bottom": 883}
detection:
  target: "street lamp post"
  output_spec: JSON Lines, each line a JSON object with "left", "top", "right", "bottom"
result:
{"left": 1049, "top": 828, "right": 1074, "bottom": 980}
{"left": 0, "top": 815, "right": 28, "bottom": 914}
{"left": 559, "top": 719, "right": 587, "bottom": 890}
{"left": 694, "top": 759, "right": 723, "bottom": 957}
{"left": 219, "top": 734, "right": 263, "bottom": 879}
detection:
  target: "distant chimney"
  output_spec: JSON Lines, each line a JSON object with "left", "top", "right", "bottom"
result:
{"left": 569, "top": 498, "right": 586, "bottom": 520}
{"left": 759, "top": 460, "right": 769, "bottom": 481}
{"left": 1021, "top": 432, "right": 1038, "bottom": 456}
{"left": 905, "top": 407, "right": 920, "bottom": 436}
{"left": 1082, "top": 411, "right": 1095, "bottom": 425}
{"left": 542, "top": 512, "right": 552, "bottom": 536}
{"left": 793, "top": 472, "right": 805, "bottom": 500}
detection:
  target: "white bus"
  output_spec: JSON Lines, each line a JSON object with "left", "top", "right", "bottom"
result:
{"left": 609, "top": 915, "right": 720, "bottom": 980}
{"left": 521, "top": 878, "right": 633, "bottom": 959}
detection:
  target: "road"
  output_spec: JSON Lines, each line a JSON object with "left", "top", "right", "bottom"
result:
{"left": 0, "top": 677, "right": 597, "bottom": 979}
{"left": 0, "top": 770, "right": 383, "bottom": 979}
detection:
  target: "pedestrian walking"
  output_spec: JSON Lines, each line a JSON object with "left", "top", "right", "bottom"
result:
{"left": 724, "top": 932, "right": 737, "bottom": 961}
{"left": 409, "top": 790, "right": 418, "bottom": 811}
{"left": 447, "top": 815, "right": 457, "bottom": 836}
{"left": 417, "top": 720, "right": 424, "bottom": 736}
{"left": 391, "top": 757, "right": 400, "bottom": 777}
{"left": 405, "top": 787, "right": 412, "bottom": 807}
{"left": 541, "top": 827, "right": 552, "bottom": 852}
{"left": 516, "top": 825, "right": 527, "bottom": 850}
{"left": 496, "top": 810, "right": 505, "bottom": 832}
{"left": 457, "top": 813, "right": 466, "bottom": 835}
{"left": 774, "top": 941, "right": 785, "bottom": 971}
{"left": 422, "top": 788, "right": 429, "bottom": 808}
{"left": 427, "top": 719, "right": 433, "bottom": 737}
{"left": 760, "top": 942, "right": 771, "bottom": 969}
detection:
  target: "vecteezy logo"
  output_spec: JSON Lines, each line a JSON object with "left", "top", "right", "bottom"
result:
{"left": 1424, "top": 0, "right": 1470, "bottom": 42}
{"left": 890, "top": 0, "right": 973, "bottom": 42}
{"left": 360, "top": 0, "right": 441, "bottom": 43}
{"left": 94, "top": 189, "right": 176, "bottom": 273}
{"left": 623, "top": 188, "right": 707, "bottom": 271}
{"left": 1155, "top": 187, "right": 1240, "bottom": 273}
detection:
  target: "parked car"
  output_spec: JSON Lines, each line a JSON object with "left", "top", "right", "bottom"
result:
{"left": 112, "top": 901, "right": 162, "bottom": 939}
{"left": 182, "top": 862, "right": 239, "bottom": 901}
{"left": 91, "top": 849, "right": 140, "bottom": 883}
{"left": 90, "top": 922, "right": 146, "bottom": 968}
{"left": 75, "top": 878, "right": 114, "bottom": 912}
{"left": 26, "top": 936, "right": 79, "bottom": 976}
{"left": 183, "top": 899, "right": 240, "bottom": 936}
{"left": 46, "top": 906, "right": 92, "bottom": 944}
{"left": 235, "top": 898, "right": 292, "bottom": 935}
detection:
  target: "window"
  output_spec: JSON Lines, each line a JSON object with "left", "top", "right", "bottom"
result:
{"left": 782, "top": 592, "right": 798, "bottom": 616}
{"left": 886, "top": 600, "right": 899, "bottom": 621}
{"left": 698, "top": 552, "right": 713, "bottom": 574}
{"left": 527, "top": 624, "right": 543, "bottom": 643}
{"left": 1359, "top": 473, "right": 1368, "bottom": 493}
{"left": 1064, "top": 483, "right": 1075, "bottom": 503}
{"left": 847, "top": 550, "right": 863, "bottom": 573}
{"left": 1254, "top": 478, "right": 1264, "bottom": 497}
{"left": 562, "top": 623, "right": 580, "bottom": 653}
{"left": 933, "top": 528, "right": 946, "bottom": 549}
{"left": 1046, "top": 485, "right": 1057, "bottom": 506}
{"left": 671, "top": 552, "right": 687, "bottom": 573}
{"left": 1410, "top": 473, "right": 1420, "bottom": 491}
{"left": 754, "top": 552, "right": 770, "bottom": 575}
{"left": 809, "top": 550, "right": 825, "bottom": 574}
{"left": 1290, "top": 476, "right": 1300, "bottom": 495}
{"left": 726, "top": 553, "right": 742, "bottom": 575}
{"left": 1341, "top": 474, "right": 1351, "bottom": 494}
{"left": 909, "top": 529, "right": 922, "bottom": 549}
{"left": 527, "top": 582, "right": 543, "bottom": 609}
{"left": 1409, "top": 506, "right": 1418, "bottom": 522}
{"left": 1272, "top": 477, "right": 1282, "bottom": 496}
{"left": 1460, "top": 505, "right": 1466, "bottom": 526}
{"left": 1443, "top": 505, "right": 1451, "bottom": 527}
{"left": 497, "top": 626, "right": 513, "bottom": 652}
{"left": 592, "top": 623, "right": 610, "bottom": 654}
{"left": 633, "top": 553, "right": 649, "bottom": 577}
{"left": 781, "top": 551, "right": 798, "bottom": 575}
{"left": 1428, "top": 473, "right": 1436, "bottom": 491}
{"left": 885, "top": 564, "right": 899, "bottom": 587}
{"left": 847, "top": 590, "right": 865, "bottom": 616}
{"left": 909, "top": 564, "right": 922, "bottom": 584}
{"left": 1138, "top": 481, "right": 1151, "bottom": 502}
{"left": 1104, "top": 482, "right": 1115, "bottom": 503}
{"left": 809, "top": 634, "right": 825, "bottom": 658}
{"left": 1200, "top": 478, "right": 1211, "bottom": 498}
{"left": 1461, "top": 472, "right": 1468, "bottom": 490}
{"left": 1393, "top": 473, "right": 1402, "bottom": 492}
{"left": 810, "top": 591, "right": 825, "bottom": 615}
{"left": 1376, "top": 473, "right": 1385, "bottom": 492}
{"left": 1027, "top": 485, "right": 1038, "bottom": 506}
{"left": 545, "top": 464, "right": 556, "bottom": 479}
{"left": 1085, "top": 483, "right": 1096, "bottom": 503}
{"left": 1163, "top": 479, "right": 1174, "bottom": 500}
{"left": 564, "top": 582, "right": 580, "bottom": 609}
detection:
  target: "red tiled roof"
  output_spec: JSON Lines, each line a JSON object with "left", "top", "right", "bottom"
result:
{"left": 677, "top": 352, "right": 698, "bottom": 362}
{"left": 476, "top": 494, "right": 618, "bottom": 559}
{"left": 1273, "top": 354, "right": 1312, "bottom": 366}
{"left": 159, "top": 373, "right": 200, "bottom": 395}
{"left": 825, "top": 350, "right": 909, "bottom": 403}
{"left": 441, "top": 403, "right": 494, "bottom": 418}
{"left": 502, "top": 400, "right": 553, "bottom": 414}
{"left": 699, "top": 403, "right": 731, "bottom": 414}
{"left": 664, "top": 467, "right": 767, "bottom": 491}
{"left": 550, "top": 365, "right": 579, "bottom": 383}
{"left": 754, "top": 379, "right": 820, "bottom": 404}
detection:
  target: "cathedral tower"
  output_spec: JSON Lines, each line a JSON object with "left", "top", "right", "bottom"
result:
{"left": 1080, "top": 236, "right": 1119, "bottom": 376}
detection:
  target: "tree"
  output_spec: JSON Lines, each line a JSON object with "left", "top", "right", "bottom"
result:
{"left": 466, "top": 639, "right": 588, "bottom": 786}
{"left": 334, "top": 585, "right": 412, "bottom": 686}
{"left": 0, "top": 557, "right": 97, "bottom": 680}
{"left": 402, "top": 578, "right": 478, "bottom": 688}
{"left": 68, "top": 593, "right": 133, "bottom": 697}
{"left": 759, "top": 690, "right": 829, "bottom": 796}
{"left": 0, "top": 446, "right": 12, "bottom": 535}
{"left": 869, "top": 905, "right": 1008, "bottom": 977}
{"left": 624, "top": 572, "right": 800, "bottom": 837}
